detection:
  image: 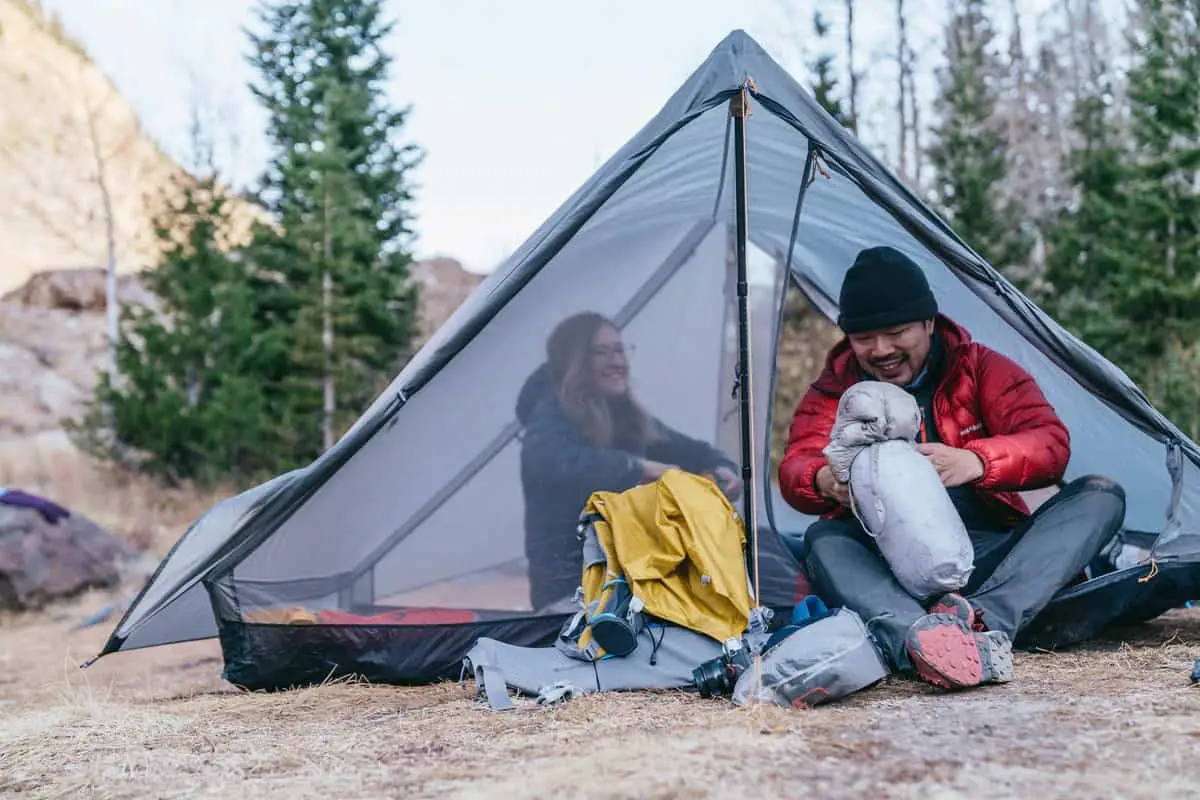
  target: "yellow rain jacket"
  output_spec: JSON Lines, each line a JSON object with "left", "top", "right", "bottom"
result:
{"left": 576, "top": 469, "right": 753, "bottom": 652}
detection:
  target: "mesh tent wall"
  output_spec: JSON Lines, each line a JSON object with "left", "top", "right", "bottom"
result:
{"left": 89, "top": 30, "right": 1200, "bottom": 688}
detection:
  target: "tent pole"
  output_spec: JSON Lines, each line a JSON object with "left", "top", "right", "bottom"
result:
{"left": 730, "top": 81, "right": 758, "bottom": 590}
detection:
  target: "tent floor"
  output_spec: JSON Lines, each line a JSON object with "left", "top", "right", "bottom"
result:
{"left": 1018, "top": 557, "right": 1200, "bottom": 650}
{"left": 217, "top": 613, "right": 570, "bottom": 690}
{"left": 213, "top": 557, "right": 1200, "bottom": 692}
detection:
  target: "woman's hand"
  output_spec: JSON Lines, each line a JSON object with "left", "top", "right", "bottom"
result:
{"left": 712, "top": 465, "right": 744, "bottom": 501}
{"left": 640, "top": 459, "right": 678, "bottom": 482}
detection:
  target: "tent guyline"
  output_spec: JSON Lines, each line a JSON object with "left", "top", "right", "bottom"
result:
{"left": 82, "top": 32, "right": 1200, "bottom": 690}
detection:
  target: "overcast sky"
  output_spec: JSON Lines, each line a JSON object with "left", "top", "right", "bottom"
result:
{"left": 44, "top": 0, "right": 1115, "bottom": 274}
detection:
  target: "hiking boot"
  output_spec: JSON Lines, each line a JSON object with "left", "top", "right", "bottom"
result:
{"left": 928, "top": 592, "right": 987, "bottom": 632}
{"left": 904, "top": 612, "right": 1014, "bottom": 690}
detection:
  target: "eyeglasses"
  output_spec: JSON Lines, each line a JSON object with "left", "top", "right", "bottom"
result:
{"left": 589, "top": 343, "right": 635, "bottom": 361}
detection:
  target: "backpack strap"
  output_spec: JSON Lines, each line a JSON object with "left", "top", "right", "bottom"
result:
{"left": 466, "top": 657, "right": 515, "bottom": 711}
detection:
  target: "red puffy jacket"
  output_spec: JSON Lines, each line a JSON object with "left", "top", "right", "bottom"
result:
{"left": 778, "top": 315, "right": 1070, "bottom": 525}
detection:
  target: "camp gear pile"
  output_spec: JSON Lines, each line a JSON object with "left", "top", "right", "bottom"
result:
{"left": 825, "top": 381, "right": 975, "bottom": 600}
{"left": 466, "top": 470, "right": 892, "bottom": 710}
{"left": 561, "top": 469, "right": 754, "bottom": 661}
{"left": 467, "top": 470, "right": 760, "bottom": 707}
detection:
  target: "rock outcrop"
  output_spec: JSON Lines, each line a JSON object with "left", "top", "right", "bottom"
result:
{"left": 409, "top": 256, "right": 485, "bottom": 342}
{"left": 1, "top": 267, "right": 155, "bottom": 312}
{"left": 0, "top": 298, "right": 109, "bottom": 440}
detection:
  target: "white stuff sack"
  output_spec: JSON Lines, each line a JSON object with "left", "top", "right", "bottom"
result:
{"left": 850, "top": 440, "right": 975, "bottom": 599}
{"left": 822, "top": 381, "right": 974, "bottom": 600}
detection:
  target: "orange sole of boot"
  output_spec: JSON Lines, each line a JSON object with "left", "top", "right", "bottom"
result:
{"left": 907, "top": 615, "right": 984, "bottom": 689}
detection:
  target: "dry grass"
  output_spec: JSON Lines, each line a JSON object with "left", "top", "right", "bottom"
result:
{"left": 2, "top": 445, "right": 1199, "bottom": 798}
{"left": 1, "top": 605, "right": 1198, "bottom": 799}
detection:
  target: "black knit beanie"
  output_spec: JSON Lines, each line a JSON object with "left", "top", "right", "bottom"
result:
{"left": 836, "top": 246, "right": 938, "bottom": 334}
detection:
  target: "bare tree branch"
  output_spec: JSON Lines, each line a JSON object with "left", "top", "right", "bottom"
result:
{"left": 76, "top": 65, "right": 134, "bottom": 390}
{"left": 896, "top": 0, "right": 910, "bottom": 184}
{"left": 845, "top": 0, "right": 859, "bottom": 133}
{"left": 906, "top": 29, "right": 922, "bottom": 187}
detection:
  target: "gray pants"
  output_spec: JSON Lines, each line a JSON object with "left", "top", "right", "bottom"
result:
{"left": 798, "top": 476, "right": 1126, "bottom": 671}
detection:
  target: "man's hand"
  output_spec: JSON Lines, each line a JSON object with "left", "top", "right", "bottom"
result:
{"left": 815, "top": 465, "right": 851, "bottom": 507}
{"left": 915, "top": 442, "right": 985, "bottom": 488}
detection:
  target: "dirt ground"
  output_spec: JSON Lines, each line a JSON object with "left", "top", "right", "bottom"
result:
{"left": 1, "top": 452, "right": 1198, "bottom": 798}
{"left": 2, "top": 588, "right": 1198, "bottom": 800}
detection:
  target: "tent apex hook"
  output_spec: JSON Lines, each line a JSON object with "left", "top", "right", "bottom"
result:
{"left": 731, "top": 79, "right": 756, "bottom": 118}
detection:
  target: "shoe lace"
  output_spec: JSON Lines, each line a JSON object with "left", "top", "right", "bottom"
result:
{"left": 971, "top": 606, "right": 987, "bottom": 633}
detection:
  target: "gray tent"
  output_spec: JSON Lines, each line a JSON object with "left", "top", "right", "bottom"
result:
{"left": 88, "top": 30, "right": 1200, "bottom": 690}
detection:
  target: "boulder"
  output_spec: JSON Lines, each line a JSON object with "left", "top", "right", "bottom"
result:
{"left": 0, "top": 502, "right": 139, "bottom": 611}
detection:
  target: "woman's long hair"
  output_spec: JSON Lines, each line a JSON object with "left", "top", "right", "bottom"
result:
{"left": 546, "top": 312, "right": 661, "bottom": 449}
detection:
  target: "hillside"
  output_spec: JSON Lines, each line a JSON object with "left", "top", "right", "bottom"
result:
{"left": 0, "top": 0, "right": 252, "bottom": 295}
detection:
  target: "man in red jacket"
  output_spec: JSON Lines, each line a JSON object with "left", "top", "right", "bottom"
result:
{"left": 779, "top": 246, "right": 1126, "bottom": 690}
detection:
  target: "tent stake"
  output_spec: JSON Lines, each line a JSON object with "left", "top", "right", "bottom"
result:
{"left": 730, "top": 81, "right": 758, "bottom": 592}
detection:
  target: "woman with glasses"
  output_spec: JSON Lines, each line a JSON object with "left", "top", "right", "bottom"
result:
{"left": 516, "top": 310, "right": 743, "bottom": 611}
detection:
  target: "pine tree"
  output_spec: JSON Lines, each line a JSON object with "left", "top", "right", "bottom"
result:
{"left": 71, "top": 164, "right": 278, "bottom": 486}
{"left": 1044, "top": 0, "right": 1200, "bottom": 435}
{"left": 1122, "top": 0, "right": 1200, "bottom": 352}
{"left": 1040, "top": 76, "right": 1136, "bottom": 360}
{"left": 925, "top": 0, "right": 1032, "bottom": 276}
{"left": 809, "top": 8, "right": 853, "bottom": 127}
{"left": 247, "top": 0, "right": 423, "bottom": 459}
